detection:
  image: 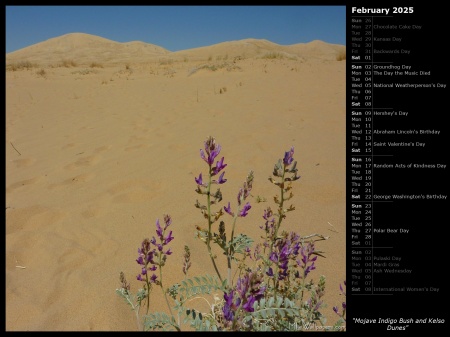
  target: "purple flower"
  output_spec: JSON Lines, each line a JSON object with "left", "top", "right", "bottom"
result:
{"left": 146, "top": 252, "right": 154, "bottom": 264}
{"left": 165, "top": 248, "right": 172, "bottom": 255}
{"left": 155, "top": 219, "right": 163, "bottom": 238}
{"left": 266, "top": 267, "right": 274, "bottom": 277}
{"left": 224, "top": 290, "right": 235, "bottom": 306}
{"left": 239, "top": 202, "right": 251, "bottom": 217}
{"left": 269, "top": 252, "right": 278, "bottom": 263}
{"left": 150, "top": 274, "right": 158, "bottom": 283}
{"left": 200, "top": 149, "right": 207, "bottom": 163}
{"left": 223, "top": 290, "right": 239, "bottom": 322}
{"left": 164, "top": 230, "right": 174, "bottom": 245}
{"left": 214, "top": 171, "right": 227, "bottom": 184}
{"left": 297, "top": 242, "right": 318, "bottom": 279}
{"left": 223, "top": 304, "right": 234, "bottom": 321}
{"left": 340, "top": 281, "right": 346, "bottom": 296}
{"left": 224, "top": 202, "right": 234, "bottom": 216}
{"left": 195, "top": 173, "right": 203, "bottom": 185}
{"left": 200, "top": 137, "right": 222, "bottom": 166}
{"left": 163, "top": 214, "right": 172, "bottom": 229}
{"left": 208, "top": 147, "right": 221, "bottom": 165}
{"left": 242, "top": 296, "right": 256, "bottom": 312}
{"left": 262, "top": 208, "right": 273, "bottom": 221}
{"left": 283, "top": 146, "right": 295, "bottom": 166}
{"left": 213, "top": 157, "right": 227, "bottom": 175}
{"left": 136, "top": 256, "right": 144, "bottom": 265}
{"left": 304, "top": 262, "right": 316, "bottom": 277}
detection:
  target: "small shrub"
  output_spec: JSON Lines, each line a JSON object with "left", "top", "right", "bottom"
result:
{"left": 36, "top": 68, "right": 47, "bottom": 78}
{"left": 90, "top": 62, "right": 104, "bottom": 68}
{"left": 116, "top": 137, "right": 346, "bottom": 331}
{"left": 336, "top": 50, "right": 346, "bottom": 61}
{"left": 6, "top": 60, "right": 38, "bottom": 71}
{"left": 159, "top": 58, "right": 174, "bottom": 66}
{"left": 262, "top": 52, "right": 285, "bottom": 60}
{"left": 71, "top": 69, "right": 97, "bottom": 75}
{"left": 188, "top": 63, "right": 241, "bottom": 77}
{"left": 61, "top": 59, "right": 77, "bottom": 67}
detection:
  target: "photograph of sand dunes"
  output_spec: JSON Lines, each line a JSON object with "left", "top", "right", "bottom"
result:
{"left": 5, "top": 6, "right": 346, "bottom": 331}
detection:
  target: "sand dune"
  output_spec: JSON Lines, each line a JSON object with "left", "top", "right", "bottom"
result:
{"left": 6, "top": 33, "right": 346, "bottom": 331}
{"left": 6, "top": 33, "right": 170, "bottom": 66}
{"left": 6, "top": 32, "right": 345, "bottom": 66}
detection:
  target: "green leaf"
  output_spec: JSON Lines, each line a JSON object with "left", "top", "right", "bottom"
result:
{"left": 143, "top": 311, "right": 179, "bottom": 331}
{"left": 228, "top": 234, "right": 253, "bottom": 255}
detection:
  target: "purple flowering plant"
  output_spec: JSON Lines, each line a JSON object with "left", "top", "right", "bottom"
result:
{"left": 117, "top": 136, "right": 346, "bottom": 331}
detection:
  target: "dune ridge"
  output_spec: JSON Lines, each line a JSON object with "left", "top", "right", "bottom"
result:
{"left": 6, "top": 32, "right": 345, "bottom": 66}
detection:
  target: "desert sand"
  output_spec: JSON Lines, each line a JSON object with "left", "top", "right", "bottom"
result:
{"left": 5, "top": 33, "right": 346, "bottom": 331}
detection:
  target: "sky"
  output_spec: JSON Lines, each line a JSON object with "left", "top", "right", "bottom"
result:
{"left": 5, "top": 6, "right": 345, "bottom": 54}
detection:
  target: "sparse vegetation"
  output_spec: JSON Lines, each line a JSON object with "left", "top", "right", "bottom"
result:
{"left": 261, "top": 52, "right": 298, "bottom": 61}
{"left": 159, "top": 58, "right": 174, "bottom": 66}
{"left": 6, "top": 61, "right": 38, "bottom": 71}
{"left": 60, "top": 59, "right": 77, "bottom": 68}
{"left": 36, "top": 68, "right": 47, "bottom": 78}
{"left": 188, "top": 62, "right": 242, "bottom": 77}
{"left": 71, "top": 69, "right": 98, "bottom": 75}
{"left": 336, "top": 50, "right": 346, "bottom": 61}
{"left": 216, "top": 54, "right": 229, "bottom": 61}
{"left": 90, "top": 62, "right": 104, "bottom": 68}
{"left": 261, "top": 52, "right": 285, "bottom": 60}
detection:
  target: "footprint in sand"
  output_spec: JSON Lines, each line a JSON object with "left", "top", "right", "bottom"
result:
{"left": 124, "top": 135, "right": 150, "bottom": 152}
{"left": 61, "top": 143, "right": 77, "bottom": 150}
{"left": 93, "top": 145, "right": 112, "bottom": 154}
{"left": 6, "top": 205, "right": 67, "bottom": 235}
{"left": 48, "top": 172, "right": 95, "bottom": 190}
{"left": 81, "top": 206, "right": 105, "bottom": 219}
{"left": 106, "top": 179, "right": 162, "bottom": 204}
{"left": 124, "top": 143, "right": 149, "bottom": 152}
{"left": 6, "top": 176, "right": 43, "bottom": 194}
{"left": 11, "top": 157, "right": 36, "bottom": 169}
{"left": 64, "top": 154, "right": 101, "bottom": 171}
{"left": 132, "top": 122, "right": 150, "bottom": 133}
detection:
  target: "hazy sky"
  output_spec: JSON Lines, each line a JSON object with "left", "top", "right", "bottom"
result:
{"left": 5, "top": 6, "right": 346, "bottom": 53}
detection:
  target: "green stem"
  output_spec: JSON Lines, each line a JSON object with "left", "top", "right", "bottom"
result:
{"left": 274, "top": 166, "right": 286, "bottom": 239}
{"left": 231, "top": 298, "right": 244, "bottom": 331}
{"left": 124, "top": 293, "right": 141, "bottom": 330}
{"left": 135, "top": 304, "right": 141, "bottom": 331}
{"left": 206, "top": 166, "right": 223, "bottom": 282}
{"left": 158, "top": 259, "right": 181, "bottom": 331}
{"left": 227, "top": 213, "right": 239, "bottom": 287}
{"left": 269, "top": 166, "right": 287, "bottom": 301}
{"left": 145, "top": 274, "right": 151, "bottom": 315}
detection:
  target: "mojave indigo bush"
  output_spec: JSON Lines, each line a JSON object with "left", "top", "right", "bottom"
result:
{"left": 116, "top": 136, "right": 346, "bottom": 331}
